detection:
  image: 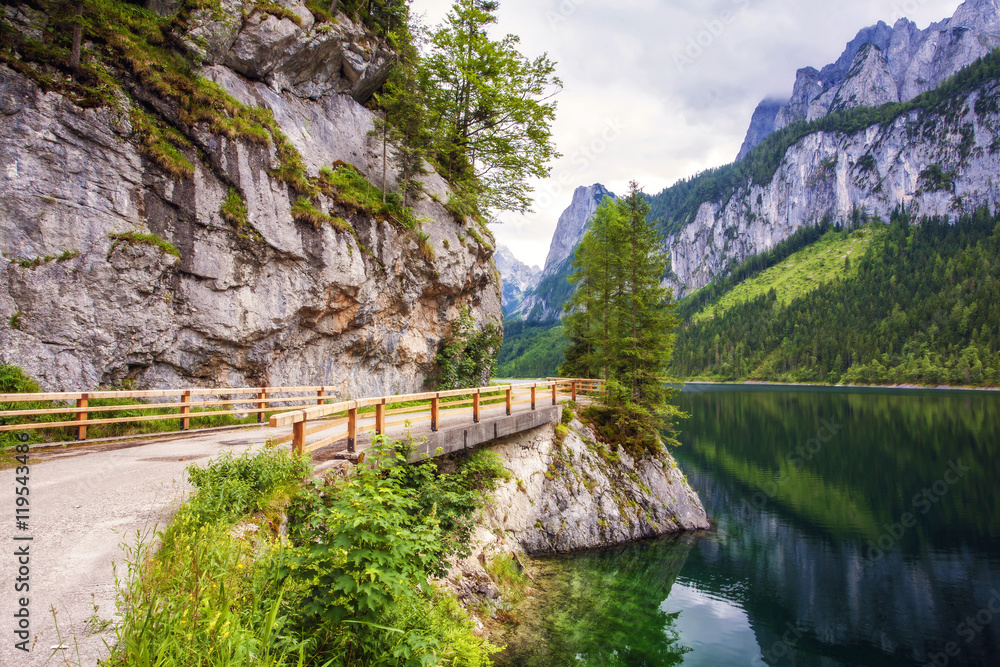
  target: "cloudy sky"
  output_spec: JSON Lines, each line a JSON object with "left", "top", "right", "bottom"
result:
{"left": 411, "top": 0, "right": 963, "bottom": 268}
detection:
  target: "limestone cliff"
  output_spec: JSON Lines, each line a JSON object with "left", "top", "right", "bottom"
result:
{"left": 667, "top": 76, "right": 1000, "bottom": 296}
{"left": 0, "top": 0, "right": 502, "bottom": 395}
{"left": 740, "top": 0, "right": 1000, "bottom": 156}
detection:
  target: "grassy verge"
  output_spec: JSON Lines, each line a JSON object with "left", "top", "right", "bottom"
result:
{"left": 104, "top": 439, "right": 508, "bottom": 666}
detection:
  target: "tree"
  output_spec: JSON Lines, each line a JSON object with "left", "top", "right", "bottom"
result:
{"left": 418, "top": 0, "right": 560, "bottom": 215}
{"left": 561, "top": 182, "right": 684, "bottom": 456}
{"left": 373, "top": 27, "right": 429, "bottom": 208}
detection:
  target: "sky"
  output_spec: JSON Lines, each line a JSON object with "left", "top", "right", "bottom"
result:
{"left": 410, "top": 0, "right": 964, "bottom": 268}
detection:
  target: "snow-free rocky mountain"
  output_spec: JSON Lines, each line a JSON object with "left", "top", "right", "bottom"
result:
{"left": 738, "top": 0, "right": 1000, "bottom": 159}
{"left": 512, "top": 184, "right": 615, "bottom": 322}
{"left": 494, "top": 245, "right": 540, "bottom": 317}
{"left": 0, "top": 0, "right": 501, "bottom": 394}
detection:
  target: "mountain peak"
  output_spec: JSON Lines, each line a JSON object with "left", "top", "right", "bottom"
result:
{"left": 542, "top": 184, "right": 616, "bottom": 272}
{"left": 737, "top": 0, "right": 1000, "bottom": 159}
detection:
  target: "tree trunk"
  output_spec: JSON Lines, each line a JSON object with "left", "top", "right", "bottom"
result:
{"left": 70, "top": 3, "right": 83, "bottom": 73}
{"left": 328, "top": 0, "right": 337, "bottom": 15}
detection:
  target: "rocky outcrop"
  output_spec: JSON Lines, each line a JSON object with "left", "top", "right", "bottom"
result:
{"left": 829, "top": 43, "right": 899, "bottom": 114}
{"left": 177, "top": 0, "right": 394, "bottom": 103}
{"left": 736, "top": 98, "right": 785, "bottom": 162}
{"left": 465, "top": 418, "right": 708, "bottom": 556}
{"left": 739, "top": 0, "right": 1000, "bottom": 157}
{"left": 494, "top": 245, "right": 540, "bottom": 316}
{"left": 0, "top": 1, "right": 501, "bottom": 395}
{"left": 667, "top": 78, "right": 1000, "bottom": 296}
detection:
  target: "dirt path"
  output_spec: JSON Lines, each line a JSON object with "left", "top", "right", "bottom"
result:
{"left": 0, "top": 425, "right": 285, "bottom": 667}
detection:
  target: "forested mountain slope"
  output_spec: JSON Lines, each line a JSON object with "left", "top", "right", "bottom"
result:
{"left": 670, "top": 208, "right": 1000, "bottom": 386}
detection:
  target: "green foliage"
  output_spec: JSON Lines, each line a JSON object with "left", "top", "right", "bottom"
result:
{"left": 318, "top": 162, "right": 417, "bottom": 228}
{"left": 415, "top": 0, "right": 560, "bottom": 215}
{"left": 0, "top": 364, "right": 44, "bottom": 451}
{"left": 561, "top": 182, "right": 685, "bottom": 456}
{"left": 281, "top": 437, "right": 503, "bottom": 664}
{"left": 672, "top": 207, "right": 1000, "bottom": 387}
{"left": 675, "top": 218, "right": 864, "bottom": 322}
{"left": 105, "top": 449, "right": 311, "bottom": 667}
{"left": 647, "top": 47, "right": 1000, "bottom": 237}
{"left": 435, "top": 306, "right": 502, "bottom": 389}
{"left": 108, "top": 231, "right": 181, "bottom": 258}
{"left": 688, "top": 224, "right": 882, "bottom": 322}
{"left": 181, "top": 448, "right": 310, "bottom": 526}
{"left": 220, "top": 187, "right": 249, "bottom": 228}
{"left": 495, "top": 321, "right": 569, "bottom": 378}
{"left": 918, "top": 163, "right": 957, "bottom": 192}
{"left": 108, "top": 440, "right": 500, "bottom": 666}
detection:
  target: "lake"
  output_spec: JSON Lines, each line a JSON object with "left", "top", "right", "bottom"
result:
{"left": 497, "top": 384, "right": 1000, "bottom": 666}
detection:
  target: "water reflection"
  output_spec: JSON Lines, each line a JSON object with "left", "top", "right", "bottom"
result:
{"left": 672, "top": 386, "right": 1000, "bottom": 666}
{"left": 500, "top": 386, "right": 1000, "bottom": 666}
{"left": 496, "top": 536, "right": 696, "bottom": 666}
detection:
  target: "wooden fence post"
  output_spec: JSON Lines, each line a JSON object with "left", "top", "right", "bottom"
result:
{"left": 293, "top": 420, "right": 305, "bottom": 456}
{"left": 551, "top": 383, "right": 557, "bottom": 406}
{"left": 530, "top": 385, "right": 536, "bottom": 411}
{"left": 473, "top": 391, "right": 480, "bottom": 423}
{"left": 180, "top": 390, "right": 191, "bottom": 430}
{"left": 505, "top": 388, "right": 512, "bottom": 416}
{"left": 431, "top": 396, "right": 439, "bottom": 432}
{"left": 571, "top": 381, "right": 577, "bottom": 402}
{"left": 375, "top": 401, "right": 385, "bottom": 435}
{"left": 317, "top": 388, "right": 325, "bottom": 405}
{"left": 75, "top": 394, "right": 88, "bottom": 441}
{"left": 257, "top": 388, "right": 267, "bottom": 424}
{"left": 347, "top": 407, "right": 357, "bottom": 452}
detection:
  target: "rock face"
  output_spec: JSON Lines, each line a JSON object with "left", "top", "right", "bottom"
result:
{"left": 468, "top": 418, "right": 708, "bottom": 555}
{"left": 512, "top": 183, "right": 615, "bottom": 322}
{"left": 494, "top": 245, "right": 540, "bottom": 317}
{"left": 739, "top": 0, "right": 1000, "bottom": 157}
{"left": 0, "top": 2, "right": 501, "bottom": 395}
{"left": 736, "top": 98, "right": 784, "bottom": 162}
{"left": 541, "top": 184, "right": 615, "bottom": 273}
{"left": 178, "top": 0, "right": 394, "bottom": 103}
{"left": 667, "top": 77, "right": 1000, "bottom": 296}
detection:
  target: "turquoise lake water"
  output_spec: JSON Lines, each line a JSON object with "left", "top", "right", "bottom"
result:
{"left": 498, "top": 385, "right": 1000, "bottom": 666}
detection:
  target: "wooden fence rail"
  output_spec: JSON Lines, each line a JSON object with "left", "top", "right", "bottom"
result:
{"left": 270, "top": 379, "right": 605, "bottom": 456}
{"left": 0, "top": 379, "right": 604, "bottom": 449}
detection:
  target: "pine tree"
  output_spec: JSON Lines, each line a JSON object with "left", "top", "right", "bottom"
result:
{"left": 561, "top": 182, "right": 684, "bottom": 456}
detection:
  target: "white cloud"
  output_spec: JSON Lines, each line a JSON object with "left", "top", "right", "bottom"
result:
{"left": 411, "top": 0, "right": 963, "bottom": 266}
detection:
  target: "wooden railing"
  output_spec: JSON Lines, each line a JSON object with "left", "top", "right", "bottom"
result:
{"left": 0, "top": 379, "right": 604, "bottom": 451}
{"left": 0, "top": 385, "right": 365, "bottom": 443}
{"left": 270, "top": 379, "right": 604, "bottom": 455}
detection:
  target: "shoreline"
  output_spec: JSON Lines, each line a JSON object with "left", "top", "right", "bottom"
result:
{"left": 678, "top": 379, "right": 1000, "bottom": 393}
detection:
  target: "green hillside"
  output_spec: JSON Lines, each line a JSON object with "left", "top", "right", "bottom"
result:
{"left": 495, "top": 321, "right": 568, "bottom": 378}
{"left": 690, "top": 225, "right": 883, "bottom": 323}
{"left": 671, "top": 208, "right": 1000, "bottom": 386}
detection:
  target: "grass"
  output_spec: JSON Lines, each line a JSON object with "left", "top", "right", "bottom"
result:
{"left": 105, "top": 449, "right": 311, "bottom": 667}
{"left": 108, "top": 231, "right": 181, "bottom": 258}
{"left": 318, "top": 163, "right": 418, "bottom": 228}
{"left": 220, "top": 187, "right": 248, "bottom": 228}
{"left": 690, "top": 225, "right": 884, "bottom": 323}
{"left": 290, "top": 198, "right": 352, "bottom": 233}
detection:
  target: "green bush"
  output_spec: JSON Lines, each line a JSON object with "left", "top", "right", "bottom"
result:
{"left": 181, "top": 448, "right": 311, "bottom": 526}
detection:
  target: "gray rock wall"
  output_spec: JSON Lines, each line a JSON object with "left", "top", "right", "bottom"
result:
{"left": 0, "top": 3, "right": 501, "bottom": 394}
{"left": 668, "top": 80, "right": 1000, "bottom": 296}
{"left": 466, "top": 418, "right": 708, "bottom": 556}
